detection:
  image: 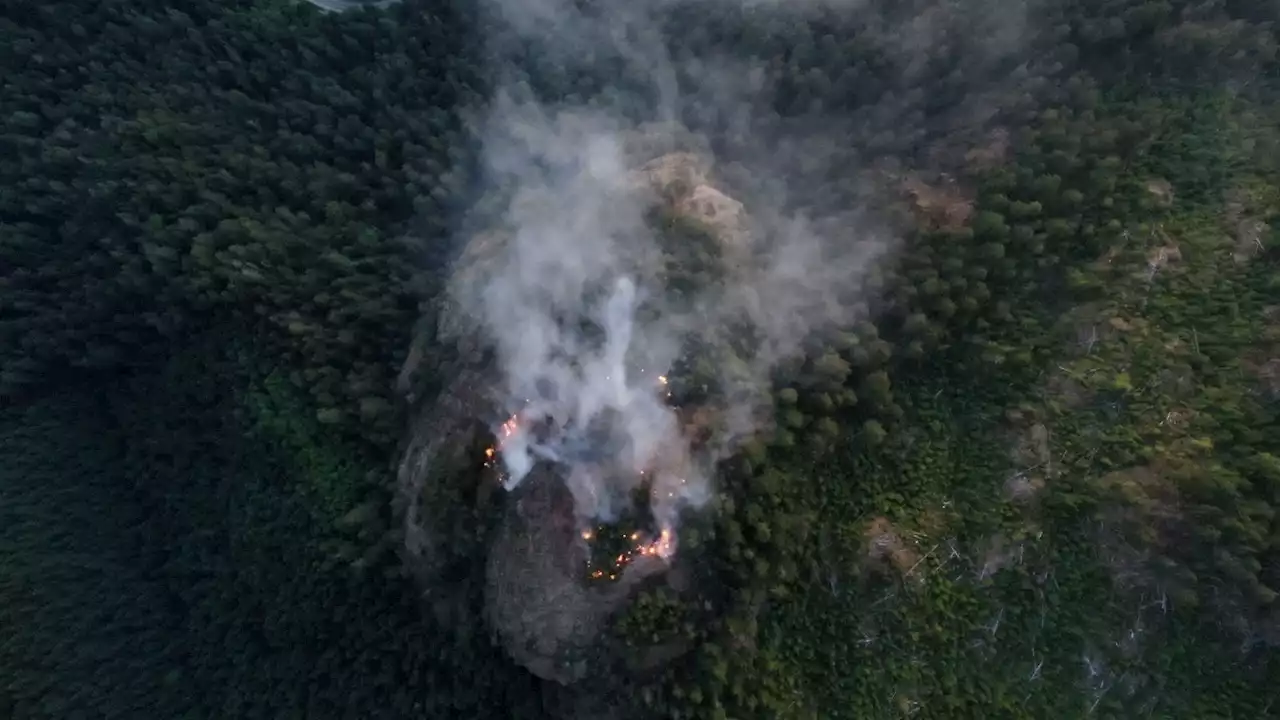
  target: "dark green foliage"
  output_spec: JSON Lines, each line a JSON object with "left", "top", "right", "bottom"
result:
{"left": 1, "top": 334, "right": 548, "bottom": 718}
{"left": 0, "top": 390, "right": 190, "bottom": 719}
{"left": 0, "top": 0, "right": 477, "bottom": 447}
{"left": 3, "top": 0, "right": 1280, "bottom": 717}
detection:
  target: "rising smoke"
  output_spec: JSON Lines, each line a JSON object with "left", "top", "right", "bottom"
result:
{"left": 441, "top": 0, "right": 1032, "bottom": 561}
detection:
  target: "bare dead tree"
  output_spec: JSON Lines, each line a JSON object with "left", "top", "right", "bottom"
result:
{"left": 1143, "top": 251, "right": 1163, "bottom": 283}
{"left": 904, "top": 543, "right": 939, "bottom": 579}
{"left": 1079, "top": 324, "right": 1099, "bottom": 354}
{"left": 1029, "top": 655, "right": 1044, "bottom": 682}
{"left": 984, "top": 608, "right": 1004, "bottom": 638}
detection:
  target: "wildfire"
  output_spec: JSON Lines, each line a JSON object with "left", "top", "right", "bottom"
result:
{"left": 481, "top": 369, "right": 684, "bottom": 584}
{"left": 482, "top": 412, "right": 524, "bottom": 472}
{"left": 582, "top": 524, "right": 676, "bottom": 583}
{"left": 499, "top": 414, "right": 520, "bottom": 439}
{"left": 640, "top": 527, "right": 675, "bottom": 558}
{"left": 484, "top": 370, "right": 674, "bottom": 472}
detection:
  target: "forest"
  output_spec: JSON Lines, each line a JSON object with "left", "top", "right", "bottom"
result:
{"left": 1, "top": 0, "right": 1278, "bottom": 718}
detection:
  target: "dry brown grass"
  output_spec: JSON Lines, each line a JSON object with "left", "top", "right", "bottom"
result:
{"left": 863, "top": 516, "right": 920, "bottom": 577}
{"left": 900, "top": 174, "right": 974, "bottom": 232}
{"left": 1145, "top": 178, "right": 1175, "bottom": 206}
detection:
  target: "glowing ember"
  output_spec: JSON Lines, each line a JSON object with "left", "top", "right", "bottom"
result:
{"left": 500, "top": 414, "right": 520, "bottom": 438}
{"left": 639, "top": 528, "right": 675, "bottom": 558}
{"left": 484, "top": 372, "right": 686, "bottom": 585}
{"left": 482, "top": 412, "right": 525, "bottom": 474}
{"left": 582, "top": 522, "right": 677, "bottom": 584}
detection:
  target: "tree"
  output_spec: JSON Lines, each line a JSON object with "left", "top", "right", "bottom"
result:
{"left": 860, "top": 370, "right": 893, "bottom": 411}
{"left": 861, "top": 419, "right": 887, "bottom": 447}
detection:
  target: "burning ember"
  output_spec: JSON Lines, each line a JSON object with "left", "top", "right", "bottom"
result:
{"left": 481, "top": 369, "right": 686, "bottom": 582}
{"left": 499, "top": 414, "right": 521, "bottom": 440}
{"left": 480, "top": 372, "right": 675, "bottom": 479}
{"left": 482, "top": 412, "right": 526, "bottom": 474}
{"left": 583, "top": 525, "right": 675, "bottom": 582}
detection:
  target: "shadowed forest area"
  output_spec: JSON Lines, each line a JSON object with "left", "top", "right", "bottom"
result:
{"left": 2, "top": 0, "right": 1279, "bottom": 718}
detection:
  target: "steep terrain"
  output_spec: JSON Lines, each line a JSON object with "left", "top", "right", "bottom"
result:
{"left": 2, "top": 0, "right": 1279, "bottom": 718}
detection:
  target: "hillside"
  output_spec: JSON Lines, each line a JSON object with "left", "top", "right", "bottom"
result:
{"left": 2, "top": 0, "right": 1278, "bottom": 718}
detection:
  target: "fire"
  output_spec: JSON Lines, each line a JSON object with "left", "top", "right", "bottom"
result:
{"left": 485, "top": 371, "right": 674, "bottom": 473}
{"left": 482, "top": 412, "right": 524, "bottom": 471}
{"left": 499, "top": 414, "right": 520, "bottom": 439}
{"left": 484, "top": 369, "right": 684, "bottom": 585}
{"left": 638, "top": 527, "right": 675, "bottom": 558}
{"left": 583, "top": 524, "right": 676, "bottom": 583}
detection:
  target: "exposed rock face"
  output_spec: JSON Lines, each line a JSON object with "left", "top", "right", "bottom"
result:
{"left": 397, "top": 125, "right": 722, "bottom": 691}
{"left": 396, "top": 366, "right": 671, "bottom": 685}
{"left": 395, "top": 316, "right": 681, "bottom": 686}
{"left": 628, "top": 151, "right": 750, "bottom": 247}
{"left": 899, "top": 173, "right": 974, "bottom": 231}
{"left": 675, "top": 184, "right": 749, "bottom": 245}
{"left": 1145, "top": 177, "right": 1175, "bottom": 206}
{"left": 395, "top": 364, "right": 493, "bottom": 587}
{"left": 486, "top": 471, "right": 601, "bottom": 684}
{"left": 485, "top": 468, "right": 668, "bottom": 684}
{"left": 631, "top": 151, "right": 710, "bottom": 197}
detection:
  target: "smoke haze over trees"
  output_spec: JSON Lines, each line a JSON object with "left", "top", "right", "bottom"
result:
{"left": 2, "top": 0, "right": 1279, "bottom": 717}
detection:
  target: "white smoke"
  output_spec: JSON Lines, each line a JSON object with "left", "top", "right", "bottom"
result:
{"left": 443, "top": 0, "right": 1029, "bottom": 557}
{"left": 455, "top": 98, "right": 705, "bottom": 536}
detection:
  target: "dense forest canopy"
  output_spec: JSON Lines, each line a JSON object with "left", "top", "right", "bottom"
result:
{"left": 2, "top": 0, "right": 1279, "bottom": 717}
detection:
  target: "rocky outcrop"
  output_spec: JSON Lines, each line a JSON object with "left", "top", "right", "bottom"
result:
{"left": 397, "top": 124, "right": 726, "bottom": 693}
{"left": 394, "top": 363, "right": 493, "bottom": 588}
{"left": 484, "top": 469, "right": 657, "bottom": 684}
{"left": 628, "top": 151, "right": 751, "bottom": 248}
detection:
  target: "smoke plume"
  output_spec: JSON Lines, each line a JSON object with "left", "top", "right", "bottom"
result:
{"left": 442, "top": 0, "right": 1029, "bottom": 559}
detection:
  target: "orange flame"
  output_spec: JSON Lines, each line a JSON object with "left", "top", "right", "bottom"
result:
{"left": 584, "top": 525, "right": 677, "bottom": 583}
{"left": 500, "top": 414, "right": 519, "bottom": 438}
{"left": 638, "top": 527, "right": 675, "bottom": 558}
{"left": 483, "top": 413, "right": 524, "bottom": 467}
